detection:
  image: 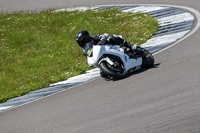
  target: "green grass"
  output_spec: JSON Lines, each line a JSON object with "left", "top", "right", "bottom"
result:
{"left": 0, "top": 9, "right": 158, "bottom": 103}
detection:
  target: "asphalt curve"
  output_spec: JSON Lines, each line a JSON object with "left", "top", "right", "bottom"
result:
{"left": 1, "top": 1, "right": 200, "bottom": 133}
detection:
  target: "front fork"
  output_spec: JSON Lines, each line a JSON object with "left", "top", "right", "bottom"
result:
{"left": 98, "top": 57, "right": 123, "bottom": 72}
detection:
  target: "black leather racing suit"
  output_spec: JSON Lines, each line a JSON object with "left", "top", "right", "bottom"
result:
{"left": 91, "top": 34, "right": 133, "bottom": 48}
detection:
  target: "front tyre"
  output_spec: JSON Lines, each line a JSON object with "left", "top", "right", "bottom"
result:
{"left": 99, "top": 61, "right": 126, "bottom": 79}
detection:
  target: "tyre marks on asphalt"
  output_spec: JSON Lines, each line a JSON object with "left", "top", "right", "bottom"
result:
{"left": 0, "top": 5, "right": 195, "bottom": 112}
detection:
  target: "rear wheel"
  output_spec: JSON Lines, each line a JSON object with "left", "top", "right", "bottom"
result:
{"left": 99, "top": 60, "right": 126, "bottom": 79}
{"left": 141, "top": 48, "right": 154, "bottom": 68}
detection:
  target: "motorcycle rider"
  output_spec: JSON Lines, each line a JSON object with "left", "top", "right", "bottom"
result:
{"left": 76, "top": 31, "right": 141, "bottom": 78}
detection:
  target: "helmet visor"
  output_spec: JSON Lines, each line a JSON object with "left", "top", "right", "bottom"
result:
{"left": 84, "top": 40, "right": 94, "bottom": 55}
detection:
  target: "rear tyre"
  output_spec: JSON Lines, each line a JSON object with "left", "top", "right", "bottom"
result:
{"left": 99, "top": 61, "right": 126, "bottom": 79}
{"left": 141, "top": 48, "right": 154, "bottom": 68}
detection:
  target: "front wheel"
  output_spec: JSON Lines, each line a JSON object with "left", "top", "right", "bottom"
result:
{"left": 141, "top": 48, "right": 154, "bottom": 68}
{"left": 99, "top": 61, "right": 126, "bottom": 79}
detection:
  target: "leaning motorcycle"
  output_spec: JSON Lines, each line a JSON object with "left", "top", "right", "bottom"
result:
{"left": 84, "top": 40, "right": 154, "bottom": 79}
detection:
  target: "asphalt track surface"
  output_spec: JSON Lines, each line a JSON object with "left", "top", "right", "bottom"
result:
{"left": 0, "top": 0, "right": 200, "bottom": 133}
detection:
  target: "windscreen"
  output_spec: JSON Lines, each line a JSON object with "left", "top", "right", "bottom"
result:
{"left": 84, "top": 40, "right": 94, "bottom": 55}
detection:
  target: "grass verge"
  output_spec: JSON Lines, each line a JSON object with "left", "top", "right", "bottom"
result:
{"left": 0, "top": 9, "right": 158, "bottom": 103}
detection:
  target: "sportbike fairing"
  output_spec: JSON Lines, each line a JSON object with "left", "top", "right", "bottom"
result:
{"left": 87, "top": 44, "right": 142, "bottom": 72}
{"left": 84, "top": 40, "right": 94, "bottom": 55}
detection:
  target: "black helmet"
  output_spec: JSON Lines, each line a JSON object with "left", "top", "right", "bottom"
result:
{"left": 76, "top": 31, "right": 91, "bottom": 48}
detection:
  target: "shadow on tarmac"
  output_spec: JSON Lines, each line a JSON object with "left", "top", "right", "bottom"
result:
{"left": 103, "top": 63, "right": 161, "bottom": 81}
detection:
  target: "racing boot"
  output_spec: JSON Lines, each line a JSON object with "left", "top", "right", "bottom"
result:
{"left": 122, "top": 41, "right": 137, "bottom": 51}
{"left": 123, "top": 41, "right": 144, "bottom": 57}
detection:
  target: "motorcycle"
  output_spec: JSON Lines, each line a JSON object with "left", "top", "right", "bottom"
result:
{"left": 84, "top": 40, "right": 154, "bottom": 79}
